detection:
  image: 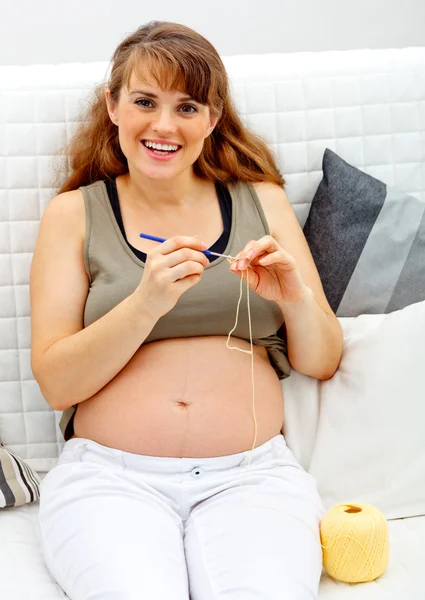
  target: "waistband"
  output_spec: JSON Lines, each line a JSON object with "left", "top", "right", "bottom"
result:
{"left": 62, "top": 434, "right": 287, "bottom": 474}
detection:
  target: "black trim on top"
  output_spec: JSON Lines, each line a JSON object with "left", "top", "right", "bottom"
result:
{"left": 104, "top": 177, "right": 232, "bottom": 263}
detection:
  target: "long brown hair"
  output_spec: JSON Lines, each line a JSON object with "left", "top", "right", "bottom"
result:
{"left": 55, "top": 21, "right": 285, "bottom": 194}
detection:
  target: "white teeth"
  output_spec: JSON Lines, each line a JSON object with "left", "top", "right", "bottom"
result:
{"left": 144, "top": 141, "right": 179, "bottom": 151}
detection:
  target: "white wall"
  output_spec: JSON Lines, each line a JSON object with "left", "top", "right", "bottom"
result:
{"left": 1, "top": 0, "right": 425, "bottom": 65}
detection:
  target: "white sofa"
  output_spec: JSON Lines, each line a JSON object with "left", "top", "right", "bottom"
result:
{"left": 1, "top": 48, "right": 424, "bottom": 599}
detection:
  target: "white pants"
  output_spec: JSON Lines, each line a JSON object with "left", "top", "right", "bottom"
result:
{"left": 38, "top": 434, "right": 325, "bottom": 599}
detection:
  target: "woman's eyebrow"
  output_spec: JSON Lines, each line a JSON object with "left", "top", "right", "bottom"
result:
{"left": 129, "top": 90, "right": 195, "bottom": 102}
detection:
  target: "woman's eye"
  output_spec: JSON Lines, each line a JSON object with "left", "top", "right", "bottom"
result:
{"left": 179, "top": 104, "right": 197, "bottom": 114}
{"left": 136, "top": 99, "right": 153, "bottom": 108}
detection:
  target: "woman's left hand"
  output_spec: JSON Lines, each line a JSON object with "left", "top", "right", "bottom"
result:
{"left": 230, "top": 235, "right": 310, "bottom": 305}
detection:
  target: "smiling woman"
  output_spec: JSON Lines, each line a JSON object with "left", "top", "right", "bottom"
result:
{"left": 32, "top": 20, "right": 339, "bottom": 600}
{"left": 105, "top": 73, "right": 218, "bottom": 179}
{"left": 54, "top": 22, "right": 284, "bottom": 193}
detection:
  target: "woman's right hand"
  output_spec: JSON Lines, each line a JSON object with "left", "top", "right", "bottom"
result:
{"left": 135, "top": 235, "right": 210, "bottom": 318}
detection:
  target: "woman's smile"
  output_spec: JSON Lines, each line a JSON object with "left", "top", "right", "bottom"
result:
{"left": 141, "top": 138, "right": 183, "bottom": 162}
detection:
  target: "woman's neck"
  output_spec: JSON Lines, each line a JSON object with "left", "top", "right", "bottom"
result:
{"left": 121, "top": 168, "right": 208, "bottom": 212}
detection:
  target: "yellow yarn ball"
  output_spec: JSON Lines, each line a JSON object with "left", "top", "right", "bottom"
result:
{"left": 320, "top": 503, "right": 390, "bottom": 583}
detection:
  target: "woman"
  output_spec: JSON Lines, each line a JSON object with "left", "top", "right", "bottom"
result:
{"left": 31, "top": 21, "right": 343, "bottom": 600}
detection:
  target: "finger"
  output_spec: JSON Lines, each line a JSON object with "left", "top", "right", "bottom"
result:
{"left": 163, "top": 247, "right": 210, "bottom": 270}
{"left": 258, "top": 249, "right": 295, "bottom": 268}
{"left": 160, "top": 235, "right": 207, "bottom": 254}
{"left": 240, "top": 236, "right": 279, "bottom": 264}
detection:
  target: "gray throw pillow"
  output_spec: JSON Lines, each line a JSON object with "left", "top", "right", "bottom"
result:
{"left": 303, "top": 149, "right": 425, "bottom": 317}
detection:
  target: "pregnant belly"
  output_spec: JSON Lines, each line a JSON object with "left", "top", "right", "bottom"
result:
{"left": 72, "top": 336, "right": 285, "bottom": 458}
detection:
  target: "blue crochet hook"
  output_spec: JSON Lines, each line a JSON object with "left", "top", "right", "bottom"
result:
{"left": 139, "top": 232, "right": 235, "bottom": 260}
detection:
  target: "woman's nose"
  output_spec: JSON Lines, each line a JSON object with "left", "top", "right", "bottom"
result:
{"left": 151, "top": 108, "right": 177, "bottom": 134}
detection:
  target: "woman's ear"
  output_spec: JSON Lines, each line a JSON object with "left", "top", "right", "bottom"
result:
{"left": 206, "top": 114, "right": 220, "bottom": 138}
{"left": 105, "top": 89, "right": 118, "bottom": 126}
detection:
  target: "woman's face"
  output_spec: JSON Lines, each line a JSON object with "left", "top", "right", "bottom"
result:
{"left": 106, "top": 71, "right": 218, "bottom": 181}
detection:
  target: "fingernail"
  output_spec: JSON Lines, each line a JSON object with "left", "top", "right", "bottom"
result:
{"left": 246, "top": 249, "right": 254, "bottom": 259}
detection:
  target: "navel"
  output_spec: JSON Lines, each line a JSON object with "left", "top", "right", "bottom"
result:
{"left": 174, "top": 399, "right": 191, "bottom": 409}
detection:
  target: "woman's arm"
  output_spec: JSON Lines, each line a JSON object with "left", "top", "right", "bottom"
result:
{"left": 277, "top": 286, "right": 343, "bottom": 380}
{"left": 30, "top": 191, "right": 160, "bottom": 411}
{"left": 251, "top": 182, "right": 343, "bottom": 380}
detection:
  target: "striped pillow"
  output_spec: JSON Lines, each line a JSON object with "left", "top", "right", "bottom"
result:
{"left": 0, "top": 444, "right": 41, "bottom": 508}
{"left": 303, "top": 149, "right": 425, "bottom": 317}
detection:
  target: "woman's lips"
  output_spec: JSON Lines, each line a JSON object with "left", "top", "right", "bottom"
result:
{"left": 141, "top": 141, "right": 182, "bottom": 162}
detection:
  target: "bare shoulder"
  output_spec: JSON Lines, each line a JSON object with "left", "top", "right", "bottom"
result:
{"left": 252, "top": 181, "right": 284, "bottom": 198}
{"left": 41, "top": 189, "right": 85, "bottom": 237}
{"left": 251, "top": 181, "right": 292, "bottom": 237}
{"left": 45, "top": 188, "right": 85, "bottom": 217}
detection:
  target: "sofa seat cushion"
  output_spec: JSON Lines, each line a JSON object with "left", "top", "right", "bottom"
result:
{"left": 0, "top": 502, "right": 423, "bottom": 599}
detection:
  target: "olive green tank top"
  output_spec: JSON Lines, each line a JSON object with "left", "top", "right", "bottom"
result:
{"left": 59, "top": 179, "right": 291, "bottom": 440}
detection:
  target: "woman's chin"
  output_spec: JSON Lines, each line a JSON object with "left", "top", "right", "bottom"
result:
{"left": 135, "top": 161, "right": 193, "bottom": 182}
{"left": 142, "top": 169, "right": 179, "bottom": 182}
{"left": 130, "top": 162, "right": 175, "bottom": 180}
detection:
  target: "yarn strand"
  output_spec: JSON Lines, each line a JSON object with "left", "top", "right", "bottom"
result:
{"left": 225, "top": 260, "right": 386, "bottom": 582}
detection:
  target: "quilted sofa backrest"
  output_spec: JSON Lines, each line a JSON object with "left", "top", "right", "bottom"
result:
{"left": 1, "top": 49, "right": 425, "bottom": 473}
